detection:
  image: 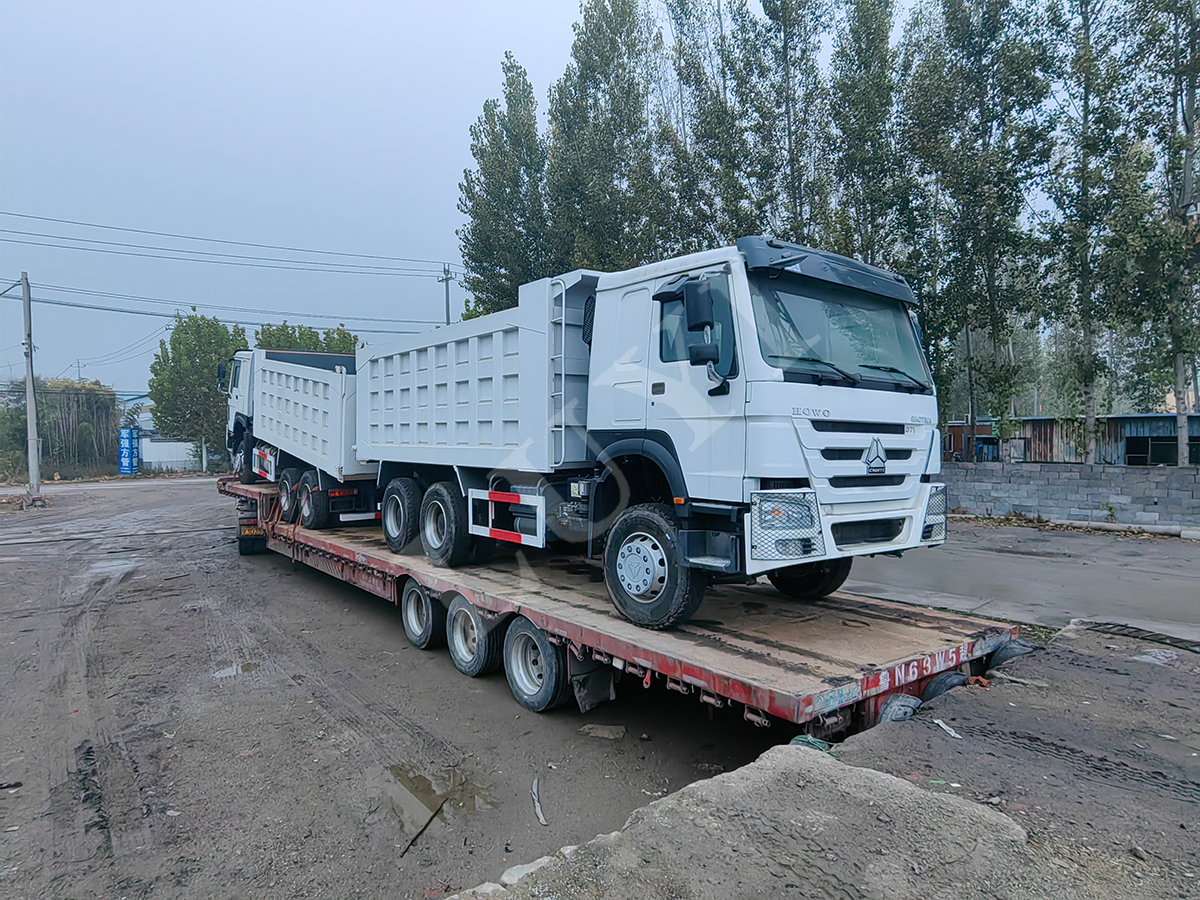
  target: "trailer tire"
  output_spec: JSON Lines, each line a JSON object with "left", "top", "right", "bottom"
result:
{"left": 237, "top": 431, "right": 257, "bottom": 484}
{"left": 278, "top": 468, "right": 303, "bottom": 524}
{"left": 878, "top": 693, "right": 921, "bottom": 722}
{"left": 503, "top": 617, "right": 571, "bottom": 712}
{"left": 988, "top": 638, "right": 1038, "bottom": 669}
{"left": 420, "top": 481, "right": 470, "bottom": 567}
{"left": 767, "top": 558, "right": 852, "bottom": 600}
{"left": 400, "top": 578, "right": 445, "bottom": 650}
{"left": 603, "top": 503, "right": 706, "bottom": 630}
{"left": 445, "top": 595, "right": 503, "bottom": 677}
{"left": 382, "top": 477, "right": 420, "bottom": 553}
{"left": 298, "top": 471, "right": 330, "bottom": 530}
{"left": 921, "top": 671, "right": 967, "bottom": 702}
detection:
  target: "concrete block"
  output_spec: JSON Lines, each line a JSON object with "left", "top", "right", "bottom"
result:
{"left": 1132, "top": 511, "right": 1161, "bottom": 525}
{"left": 1106, "top": 495, "right": 1132, "bottom": 505}
{"left": 501, "top": 856, "right": 555, "bottom": 886}
{"left": 1181, "top": 529, "right": 1200, "bottom": 540}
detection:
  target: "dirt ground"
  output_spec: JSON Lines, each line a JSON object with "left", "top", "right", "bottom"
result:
{"left": 2, "top": 479, "right": 1196, "bottom": 899}
{"left": 0, "top": 480, "right": 793, "bottom": 899}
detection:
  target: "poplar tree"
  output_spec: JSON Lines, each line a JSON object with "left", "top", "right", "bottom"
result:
{"left": 457, "top": 52, "right": 550, "bottom": 317}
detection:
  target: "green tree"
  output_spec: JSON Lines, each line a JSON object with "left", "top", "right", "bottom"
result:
{"left": 149, "top": 310, "right": 247, "bottom": 459}
{"left": 546, "top": 0, "right": 665, "bottom": 270}
{"left": 458, "top": 52, "right": 552, "bottom": 317}
{"left": 1043, "top": 0, "right": 1138, "bottom": 461}
{"left": 254, "top": 321, "right": 358, "bottom": 352}
{"left": 829, "top": 0, "right": 901, "bottom": 265}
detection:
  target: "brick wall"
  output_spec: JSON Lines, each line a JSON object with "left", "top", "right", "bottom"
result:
{"left": 942, "top": 462, "right": 1200, "bottom": 526}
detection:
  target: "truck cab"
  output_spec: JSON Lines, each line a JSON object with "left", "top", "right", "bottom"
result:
{"left": 223, "top": 350, "right": 255, "bottom": 477}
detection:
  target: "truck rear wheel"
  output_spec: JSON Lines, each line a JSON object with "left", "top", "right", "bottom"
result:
{"left": 420, "top": 481, "right": 470, "bottom": 567}
{"left": 445, "top": 594, "right": 503, "bottom": 676}
{"left": 278, "top": 467, "right": 302, "bottom": 524}
{"left": 382, "top": 477, "right": 420, "bottom": 553}
{"left": 400, "top": 578, "right": 445, "bottom": 650}
{"left": 767, "top": 558, "right": 852, "bottom": 599}
{"left": 298, "top": 470, "right": 330, "bottom": 530}
{"left": 603, "top": 503, "right": 706, "bottom": 630}
{"left": 503, "top": 617, "right": 571, "bottom": 712}
{"left": 237, "top": 432, "right": 257, "bottom": 484}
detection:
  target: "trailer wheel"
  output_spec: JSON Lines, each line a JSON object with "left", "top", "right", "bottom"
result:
{"left": 921, "top": 671, "right": 967, "bottom": 702}
{"left": 603, "top": 503, "right": 706, "bottom": 630}
{"left": 420, "top": 481, "right": 470, "bottom": 567}
{"left": 503, "top": 617, "right": 570, "bottom": 712}
{"left": 237, "top": 432, "right": 257, "bottom": 484}
{"left": 278, "top": 467, "right": 303, "bottom": 524}
{"left": 767, "top": 558, "right": 852, "bottom": 600}
{"left": 298, "top": 471, "right": 330, "bottom": 529}
{"left": 400, "top": 578, "right": 445, "bottom": 650}
{"left": 382, "top": 477, "right": 420, "bottom": 553}
{"left": 445, "top": 595, "right": 503, "bottom": 676}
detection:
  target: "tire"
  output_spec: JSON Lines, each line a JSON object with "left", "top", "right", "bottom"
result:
{"left": 445, "top": 594, "right": 503, "bottom": 677}
{"left": 878, "top": 693, "right": 921, "bottom": 722}
{"left": 603, "top": 503, "right": 706, "bottom": 630}
{"left": 420, "top": 481, "right": 470, "bottom": 568}
{"left": 382, "top": 477, "right": 420, "bottom": 553}
{"left": 298, "top": 470, "right": 330, "bottom": 530}
{"left": 503, "top": 617, "right": 571, "bottom": 712}
{"left": 988, "top": 638, "right": 1038, "bottom": 669}
{"left": 921, "top": 671, "right": 967, "bottom": 702}
{"left": 400, "top": 578, "right": 446, "bottom": 650}
{"left": 237, "top": 431, "right": 257, "bottom": 484}
{"left": 767, "top": 557, "right": 853, "bottom": 600}
{"left": 278, "top": 467, "right": 302, "bottom": 524}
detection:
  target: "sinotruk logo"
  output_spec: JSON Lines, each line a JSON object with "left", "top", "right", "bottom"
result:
{"left": 864, "top": 437, "right": 887, "bottom": 474}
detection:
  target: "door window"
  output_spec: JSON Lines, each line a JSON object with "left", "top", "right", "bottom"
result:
{"left": 658, "top": 276, "right": 737, "bottom": 378}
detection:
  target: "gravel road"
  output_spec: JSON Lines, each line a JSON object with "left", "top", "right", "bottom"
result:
{"left": 0, "top": 479, "right": 789, "bottom": 899}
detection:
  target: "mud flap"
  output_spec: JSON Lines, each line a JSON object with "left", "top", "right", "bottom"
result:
{"left": 569, "top": 655, "right": 615, "bottom": 713}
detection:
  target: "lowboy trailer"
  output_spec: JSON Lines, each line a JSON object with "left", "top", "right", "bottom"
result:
{"left": 221, "top": 477, "right": 1017, "bottom": 730}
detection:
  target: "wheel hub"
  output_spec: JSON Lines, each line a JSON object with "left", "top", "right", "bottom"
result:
{"left": 509, "top": 632, "right": 545, "bottom": 696}
{"left": 615, "top": 532, "right": 668, "bottom": 602}
{"left": 424, "top": 501, "right": 447, "bottom": 550}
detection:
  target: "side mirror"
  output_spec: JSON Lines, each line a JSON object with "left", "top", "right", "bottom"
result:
{"left": 684, "top": 280, "right": 714, "bottom": 332}
{"left": 688, "top": 342, "right": 720, "bottom": 366}
{"left": 217, "top": 362, "right": 227, "bottom": 383}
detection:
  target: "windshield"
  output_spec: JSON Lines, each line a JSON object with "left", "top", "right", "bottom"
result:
{"left": 747, "top": 272, "right": 931, "bottom": 391}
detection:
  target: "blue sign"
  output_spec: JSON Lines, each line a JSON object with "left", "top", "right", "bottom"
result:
{"left": 119, "top": 426, "right": 140, "bottom": 474}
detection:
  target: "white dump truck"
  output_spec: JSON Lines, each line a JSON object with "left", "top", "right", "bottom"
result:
{"left": 224, "top": 236, "right": 947, "bottom": 629}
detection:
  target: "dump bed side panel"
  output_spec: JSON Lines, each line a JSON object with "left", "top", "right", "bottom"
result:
{"left": 357, "top": 272, "right": 599, "bottom": 473}
{"left": 254, "top": 355, "right": 373, "bottom": 479}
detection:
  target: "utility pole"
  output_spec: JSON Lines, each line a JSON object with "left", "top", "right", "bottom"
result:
{"left": 438, "top": 263, "right": 454, "bottom": 325}
{"left": 21, "top": 273, "right": 45, "bottom": 507}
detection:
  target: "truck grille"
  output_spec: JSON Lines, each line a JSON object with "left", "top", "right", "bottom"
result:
{"left": 831, "top": 519, "right": 903, "bottom": 546}
{"left": 829, "top": 475, "right": 906, "bottom": 488}
{"left": 811, "top": 420, "right": 906, "bottom": 434}
{"left": 820, "top": 448, "right": 914, "bottom": 461}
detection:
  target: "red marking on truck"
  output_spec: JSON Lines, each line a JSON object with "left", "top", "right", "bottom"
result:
{"left": 486, "top": 491, "right": 525, "bottom": 505}
{"left": 488, "top": 526, "right": 541, "bottom": 546}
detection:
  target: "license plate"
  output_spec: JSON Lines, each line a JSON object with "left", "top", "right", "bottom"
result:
{"left": 240, "top": 526, "right": 265, "bottom": 537}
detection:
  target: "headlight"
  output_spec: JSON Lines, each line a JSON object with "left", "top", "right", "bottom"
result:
{"left": 758, "top": 496, "right": 814, "bottom": 530}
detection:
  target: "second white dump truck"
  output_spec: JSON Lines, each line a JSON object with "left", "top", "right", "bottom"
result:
{"left": 225, "top": 236, "right": 947, "bottom": 629}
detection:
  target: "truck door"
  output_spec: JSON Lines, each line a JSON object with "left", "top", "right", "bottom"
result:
{"left": 587, "top": 286, "right": 651, "bottom": 431}
{"left": 647, "top": 273, "right": 746, "bottom": 503}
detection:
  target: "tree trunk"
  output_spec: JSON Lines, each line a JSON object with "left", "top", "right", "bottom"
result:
{"left": 965, "top": 323, "right": 977, "bottom": 462}
{"left": 1177, "top": 350, "right": 1191, "bottom": 465}
{"left": 1082, "top": 323, "right": 1097, "bottom": 465}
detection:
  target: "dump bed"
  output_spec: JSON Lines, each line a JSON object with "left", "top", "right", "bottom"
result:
{"left": 219, "top": 477, "right": 1017, "bottom": 726}
{"left": 253, "top": 352, "right": 373, "bottom": 480}
{"left": 357, "top": 271, "right": 599, "bottom": 473}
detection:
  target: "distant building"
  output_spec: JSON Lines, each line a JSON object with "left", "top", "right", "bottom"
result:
{"left": 1017, "top": 415, "right": 1200, "bottom": 466}
{"left": 135, "top": 409, "right": 203, "bottom": 472}
{"left": 943, "top": 417, "right": 1000, "bottom": 462}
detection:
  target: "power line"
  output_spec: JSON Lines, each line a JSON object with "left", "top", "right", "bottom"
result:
{"left": 17, "top": 280, "right": 442, "bottom": 325}
{"left": 0, "top": 228, "right": 456, "bottom": 275}
{"left": 0, "top": 211, "right": 466, "bottom": 271}
{"left": 0, "top": 236, "right": 452, "bottom": 277}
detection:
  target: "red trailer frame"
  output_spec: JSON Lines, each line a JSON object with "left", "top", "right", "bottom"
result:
{"left": 220, "top": 477, "right": 1018, "bottom": 730}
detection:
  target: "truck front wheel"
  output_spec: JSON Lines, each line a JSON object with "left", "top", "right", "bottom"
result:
{"left": 298, "top": 471, "right": 330, "bottom": 529}
{"left": 603, "top": 503, "right": 706, "bottom": 630}
{"left": 237, "top": 432, "right": 257, "bottom": 484}
{"left": 767, "top": 558, "right": 852, "bottom": 600}
{"left": 382, "top": 477, "right": 420, "bottom": 553}
{"left": 420, "top": 481, "right": 470, "bottom": 567}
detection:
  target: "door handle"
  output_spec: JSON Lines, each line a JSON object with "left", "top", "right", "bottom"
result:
{"left": 651, "top": 382, "right": 665, "bottom": 395}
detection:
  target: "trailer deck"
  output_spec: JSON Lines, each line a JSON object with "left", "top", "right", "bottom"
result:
{"left": 219, "top": 477, "right": 1017, "bottom": 727}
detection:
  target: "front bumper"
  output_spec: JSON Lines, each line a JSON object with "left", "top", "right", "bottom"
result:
{"left": 745, "top": 483, "right": 946, "bottom": 576}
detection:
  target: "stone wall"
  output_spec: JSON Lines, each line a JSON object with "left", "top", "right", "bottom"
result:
{"left": 942, "top": 462, "right": 1200, "bottom": 526}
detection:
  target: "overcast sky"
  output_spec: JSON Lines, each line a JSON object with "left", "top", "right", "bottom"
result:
{"left": 1, "top": 1, "right": 581, "bottom": 396}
